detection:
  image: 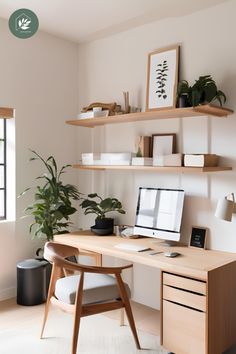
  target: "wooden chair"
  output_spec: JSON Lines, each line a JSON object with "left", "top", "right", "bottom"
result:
{"left": 40, "top": 242, "right": 141, "bottom": 354}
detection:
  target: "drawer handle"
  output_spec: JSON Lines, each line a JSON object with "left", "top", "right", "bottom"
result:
{"left": 164, "top": 284, "right": 205, "bottom": 296}
{"left": 164, "top": 299, "right": 204, "bottom": 313}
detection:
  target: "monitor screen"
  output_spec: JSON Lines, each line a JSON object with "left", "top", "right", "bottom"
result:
{"left": 134, "top": 187, "right": 184, "bottom": 241}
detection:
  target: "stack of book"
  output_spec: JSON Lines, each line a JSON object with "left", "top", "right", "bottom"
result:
{"left": 184, "top": 154, "right": 218, "bottom": 167}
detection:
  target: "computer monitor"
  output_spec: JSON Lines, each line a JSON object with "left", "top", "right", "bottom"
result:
{"left": 133, "top": 187, "right": 184, "bottom": 242}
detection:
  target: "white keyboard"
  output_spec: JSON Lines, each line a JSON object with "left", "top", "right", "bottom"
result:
{"left": 114, "top": 243, "right": 149, "bottom": 252}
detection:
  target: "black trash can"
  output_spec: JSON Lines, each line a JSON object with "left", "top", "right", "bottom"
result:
{"left": 17, "top": 258, "right": 49, "bottom": 306}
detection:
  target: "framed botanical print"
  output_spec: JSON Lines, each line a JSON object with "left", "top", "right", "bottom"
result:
{"left": 146, "top": 45, "right": 180, "bottom": 111}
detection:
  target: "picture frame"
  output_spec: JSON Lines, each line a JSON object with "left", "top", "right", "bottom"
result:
{"left": 146, "top": 45, "right": 180, "bottom": 111}
{"left": 151, "top": 133, "right": 176, "bottom": 157}
{"left": 189, "top": 226, "right": 208, "bottom": 249}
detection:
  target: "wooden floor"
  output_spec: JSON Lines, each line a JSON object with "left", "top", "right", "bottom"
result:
{"left": 0, "top": 297, "right": 160, "bottom": 335}
{"left": 1, "top": 299, "right": 236, "bottom": 353}
{"left": 106, "top": 301, "right": 160, "bottom": 336}
{"left": 0, "top": 297, "right": 45, "bottom": 332}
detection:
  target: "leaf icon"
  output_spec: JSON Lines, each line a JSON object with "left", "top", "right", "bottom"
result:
{"left": 18, "top": 17, "right": 31, "bottom": 30}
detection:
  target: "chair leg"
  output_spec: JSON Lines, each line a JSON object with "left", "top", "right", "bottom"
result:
{"left": 116, "top": 274, "right": 141, "bottom": 350}
{"left": 72, "top": 272, "right": 84, "bottom": 354}
{"left": 40, "top": 298, "right": 51, "bottom": 339}
{"left": 120, "top": 308, "right": 125, "bottom": 326}
{"left": 40, "top": 264, "right": 61, "bottom": 339}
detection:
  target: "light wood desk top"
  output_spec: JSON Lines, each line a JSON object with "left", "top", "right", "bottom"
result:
{"left": 54, "top": 230, "right": 236, "bottom": 281}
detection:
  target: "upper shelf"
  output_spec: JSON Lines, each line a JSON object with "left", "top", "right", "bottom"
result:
{"left": 73, "top": 164, "right": 232, "bottom": 174}
{"left": 0, "top": 107, "right": 14, "bottom": 118}
{"left": 66, "top": 105, "right": 234, "bottom": 128}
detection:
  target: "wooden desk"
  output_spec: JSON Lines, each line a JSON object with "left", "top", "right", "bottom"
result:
{"left": 54, "top": 231, "right": 236, "bottom": 354}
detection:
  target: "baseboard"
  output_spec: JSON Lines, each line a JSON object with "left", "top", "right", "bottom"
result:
{"left": 0, "top": 287, "right": 16, "bottom": 301}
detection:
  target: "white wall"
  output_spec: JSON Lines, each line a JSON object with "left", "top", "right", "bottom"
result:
{"left": 0, "top": 18, "right": 79, "bottom": 300}
{"left": 77, "top": 0, "right": 236, "bottom": 308}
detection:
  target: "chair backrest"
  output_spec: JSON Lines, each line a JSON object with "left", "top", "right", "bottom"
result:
{"left": 44, "top": 242, "right": 133, "bottom": 275}
{"left": 44, "top": 242, "right": 79, "bottom": 263}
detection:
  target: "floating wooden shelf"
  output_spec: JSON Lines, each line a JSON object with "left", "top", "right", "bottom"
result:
{"left": 66, "top": 105, "right": 233, "bottom": 128}
{"left": 0, "top": 107, "right": 14, "bottom": 118}
{"left": 73, "top": 164, "right": 232, "bottom": 174}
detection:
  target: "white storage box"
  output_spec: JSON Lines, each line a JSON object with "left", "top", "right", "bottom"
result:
{"left": 82, "top": 152, "right": 133, "bottom": 165}
{"left": 81, "top": 153, "right": 101, "bottom": 165}
{"left": 184, "top": 154, "right": 218, "bottom": 167}
{"left": 132, "top": 157, "right": 153, "bottom": 166}
{"left": 153, "top": 153, "right": 182, "bottom": 167}
{"left": 77, "top": 110, "right": 109, "bottom": 119}
{"left": 100, "top": 152, "right": 133, "bottom": 165}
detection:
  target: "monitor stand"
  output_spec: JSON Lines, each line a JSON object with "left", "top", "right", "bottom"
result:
{"left": 152, "top": 240, "right": 178, "bottom": 247}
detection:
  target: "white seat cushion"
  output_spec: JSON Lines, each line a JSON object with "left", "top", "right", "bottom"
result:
{"left": 55, "top": 273, "right": 131, "bottom": 305}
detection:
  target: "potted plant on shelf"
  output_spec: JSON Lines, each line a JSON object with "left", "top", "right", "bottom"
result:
{"left": 177, "top": 80, "right": 190, "bottom": 107}
{"left": 19, "top": 150, "right": 81, "bottom": 241}
{"left": 80, "top": 193, "right": 125, "bottom": 235}
{"left": 177, "top": 75, "right": 226, "bottom": 107}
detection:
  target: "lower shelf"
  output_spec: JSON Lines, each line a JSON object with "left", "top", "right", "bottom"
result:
{"left": 73, "top": 164, "right": 232, "bottom": 173}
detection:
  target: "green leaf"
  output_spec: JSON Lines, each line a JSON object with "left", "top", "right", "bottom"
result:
{"left": 17, "top": 187, "right": 31, "bottom": 198}
{"left": 100, "top": 198, "right": 113, "bottom": 210}
{"left": 81, "top": 200, "right": 98, "bottom": 208}
{"left": 204, "top": 82, "right": 217, "bottom": 103}
{"left": 88, "top": 193, "right": 98, "bottom": 198}
{"left": 191, "top": 90, "right": 201, "bottom": 106}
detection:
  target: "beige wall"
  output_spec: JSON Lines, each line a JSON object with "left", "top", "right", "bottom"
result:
{"left": 77, "top": 0, "right": 236, "bottom": 308}
{"left": 0, "top": 18, "right": 78, "bottom": 300}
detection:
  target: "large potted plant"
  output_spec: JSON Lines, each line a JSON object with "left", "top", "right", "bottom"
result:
{"left": 80, "top": 193, "right": 125, "bottom": 235}
{"left": 177, "top": 75, "right": 226, "bottom": 107}
{"left": 20, "top": 150, "right": 81, "bottom": 241}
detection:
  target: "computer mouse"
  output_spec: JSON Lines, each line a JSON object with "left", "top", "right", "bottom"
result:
{"left": 164, "top": 251, "right": 181, "bottom": 258}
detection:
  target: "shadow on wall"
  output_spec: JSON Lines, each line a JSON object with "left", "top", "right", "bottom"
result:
{"left": 181, "top": 195, "right": 212, "bottom": 245}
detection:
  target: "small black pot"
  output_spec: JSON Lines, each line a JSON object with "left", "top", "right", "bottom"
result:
{"left": 91, "top": 218, "right": 114, "bottom": 236}
{"left": 178, "top": 95, "right": 188, "bottom": 108}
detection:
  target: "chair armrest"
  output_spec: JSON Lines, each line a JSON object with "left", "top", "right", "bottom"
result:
{"left": 54, "top": 255, "right": 133, "bottom": 275}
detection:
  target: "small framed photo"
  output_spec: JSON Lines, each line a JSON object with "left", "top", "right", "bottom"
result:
{"left": 146, "top": 45, "right": 180, "bottom": 111}
{"left": 151, "top": 133, "right": 176, "bottom": 157}
{"left": 189, "top": 226, "right": 208, "bottom": 249}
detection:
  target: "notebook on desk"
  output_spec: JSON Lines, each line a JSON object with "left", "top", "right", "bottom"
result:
{"left": 114, "top": 243, "right": 151, "bottom": 252}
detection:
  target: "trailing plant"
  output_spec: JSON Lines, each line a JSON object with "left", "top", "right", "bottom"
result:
{"left": 80, "top": 193, "right": 125, "bottom": 220}
{"left": 177, "top": 75, "right": 226, "bottom": 107}
{"left": 19, "top": 150, "right": 81, "bottom": 241}
{"left": 156, "top": 60, "right": 169, "bottom": 99}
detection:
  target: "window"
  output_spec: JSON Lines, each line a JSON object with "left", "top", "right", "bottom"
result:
{"left": 0, "top": 119, "right": 6, "bottom": 219}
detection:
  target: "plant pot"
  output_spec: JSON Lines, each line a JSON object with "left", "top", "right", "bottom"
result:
{"left": 91, "top": 218, "right": 114, "bottom": 236}
{"left": 178, "top": 95, "right": 188, "bottom": 108}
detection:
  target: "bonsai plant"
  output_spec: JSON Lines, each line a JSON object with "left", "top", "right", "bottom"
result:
{"left": 80, "top": 193, "right": 125, "bottom": 235}
{"left": 177, "top": 75, "right": 226, "bottom": 107}
{"left": 20, "top": 150, "right": 81, "bottom": 241}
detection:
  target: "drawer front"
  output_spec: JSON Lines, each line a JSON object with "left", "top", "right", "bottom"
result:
{"left": 163, "top": 272, "right": 206, "bottom": 295}
{"left": 163, "top": 285, "right": 206, "bottom": 312}
{"left": 163, "top": 300, "right": 206, "bottom": 354}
